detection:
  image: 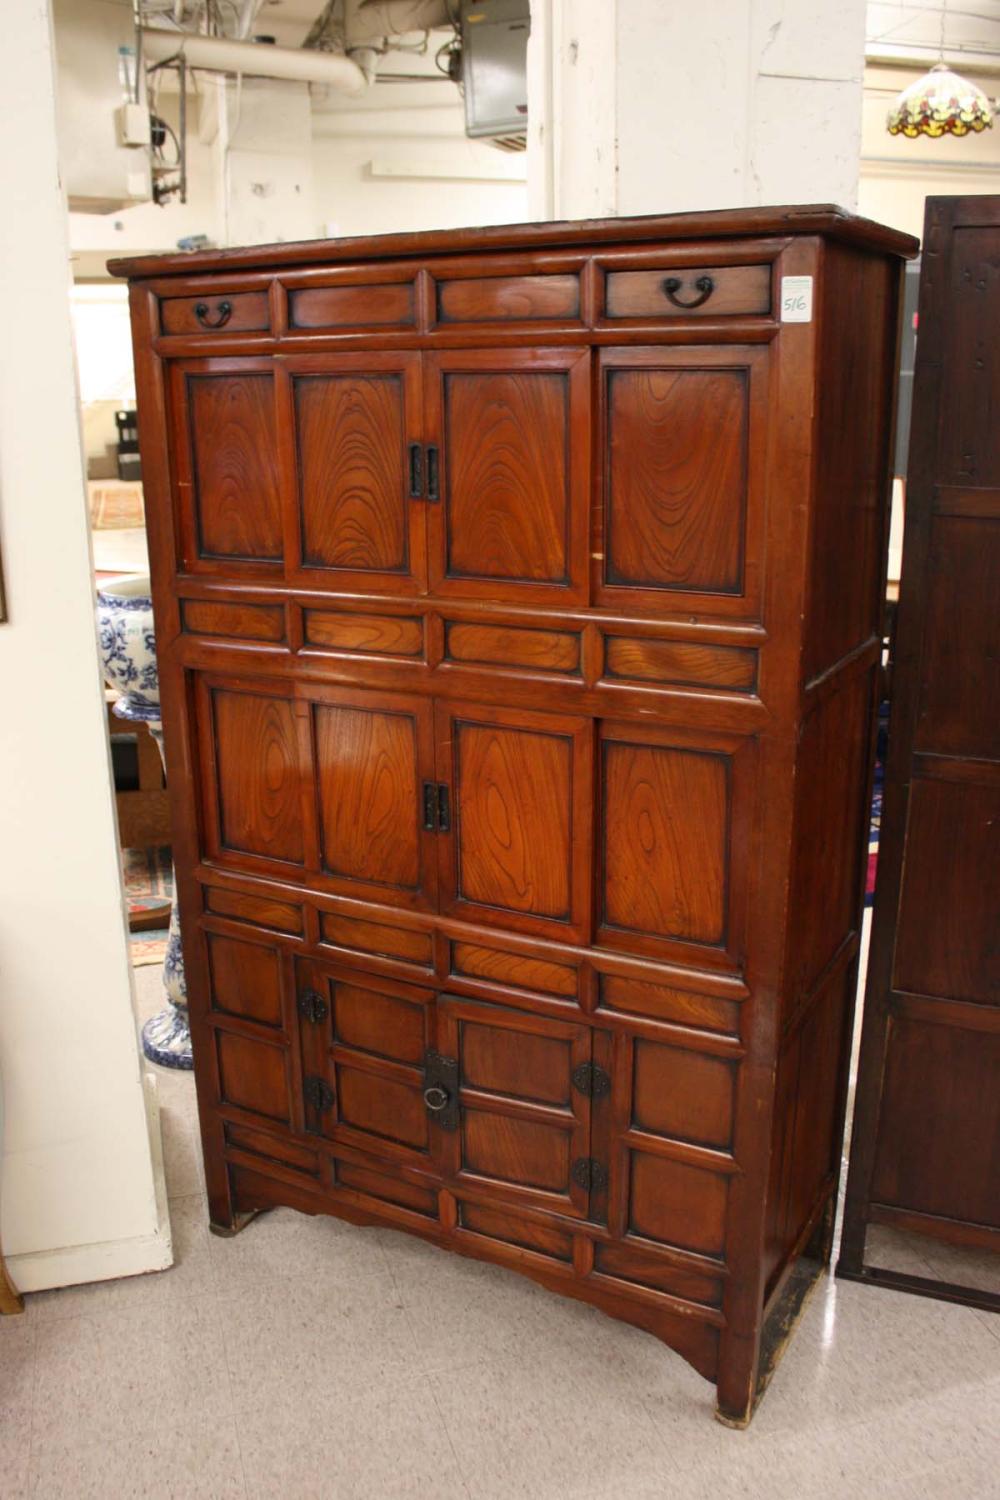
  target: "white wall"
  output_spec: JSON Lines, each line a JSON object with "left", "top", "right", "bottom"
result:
{"left": 529, "top": 0, "right": 869, "bottom": 219}
{"left": 0, "top": 0, "right": 170, "bottom": 1291}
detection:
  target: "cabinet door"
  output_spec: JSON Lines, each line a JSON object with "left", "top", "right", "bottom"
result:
{"left": 423, "top": 349, "right": 590, "bottom": 604}
{"left": 596, "top": 346, "right": 769, "bottom": 618}
{"left": 282, "top": 352, "right": 426, "bottom": 595}
{"left": 169, "top": 358, "right": 284, "bottom": 578}
{"left": 435, "top": 700, "right": 593, "bottom": 942}
{"left": 436, "top": 996, "right": 594, "bottom": 1219}
{"left": 310, "top": 684, "right": 439, "bottom": 911}
{"left": 296, "top": 959, "right": 437, "bottom": 1170}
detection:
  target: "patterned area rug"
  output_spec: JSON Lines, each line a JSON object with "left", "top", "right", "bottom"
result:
{"left": 866, "top": 705, "right": 888, "bottom": 908}
{"left": 124, "top": 845, "right": 173, "bottom": 967}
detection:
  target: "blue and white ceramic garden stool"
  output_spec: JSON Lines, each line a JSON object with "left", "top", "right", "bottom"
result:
{"left": 96, "top": 575, "right": 192, "bottom": 1069}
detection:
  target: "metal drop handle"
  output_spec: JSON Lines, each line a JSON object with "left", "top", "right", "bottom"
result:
{"left": 194, "top": 299, "right": 233, "bottom": 329}
{"left": 423, "top": 1084, "right": 450, "bottom": 1113}
{"left": 662, "top": 275, "right": 715, "bottom": 310}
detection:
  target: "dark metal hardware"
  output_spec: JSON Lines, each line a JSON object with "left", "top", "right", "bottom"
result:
{"left": 423, "top": 1049, "right": 459, "bottom": 1130}
{"left": 408, "top": 441, "right": 424, "bottom": 499}
{"left": 421, "top": 781, "right": 451, "bottom": 832}
{"left": 662, "top": 275, "right": 714, "bottom": 310}
{"left": 297, "top": 989, "right": 328, "bottom": 1024}
{"left": 572, "top": 1157, "right": 608, "bottom": 1192}
{"left": 426, "top": 445, "right": 440, "bottom": 501}
{"left": 194, "top": 299, "right": 233, "bottom": 329}
{"left": 303, "top": 1075, "right": 334, "bottom": 1126}
{"left": 571, "top": 1061, "right": 611, "bottom": 1099}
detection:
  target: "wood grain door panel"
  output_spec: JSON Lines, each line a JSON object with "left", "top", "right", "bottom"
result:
{"left": 424, "top": 349, "right": 590, "bottom": 603}
{"left": 598, "top": 721, "right": 756, "bottom": 970}
{"left": 436, "top": 700, "right": 593, "bottom": 942}
{"left": 169, "top": 359, "right": 283, "bottom": 576}
{"left": 281, "top": 352, "right": 425, "bottom": 594}
{"left": 596, "top": 347, "right": 768, "bottom": 617}
{"left": 311, "top": 685, "right": 438, "bottom": 911}
{"left": 437, "top": 996, "right": 593, "bottom": 1218}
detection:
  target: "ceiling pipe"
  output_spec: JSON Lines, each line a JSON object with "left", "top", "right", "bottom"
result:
{"left": 141, "top": 27, "right": 369, "bottom": 96}
{"left": 344, "top": 0, "right": 451, "bottom": 47}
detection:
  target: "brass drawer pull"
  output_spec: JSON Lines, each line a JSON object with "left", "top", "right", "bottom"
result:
{"left": 662, "top": 275, "right": 715, "bottom": 310}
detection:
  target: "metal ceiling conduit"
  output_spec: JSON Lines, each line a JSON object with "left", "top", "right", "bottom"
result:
{"left": 141, "top": 26, "right": 371, "bottom": 96}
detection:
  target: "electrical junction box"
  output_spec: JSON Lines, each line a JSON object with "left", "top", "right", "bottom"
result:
{"left": 117, "top": 102, "right": 151, "bottom": 148}
{"left": 460, "top": 0, "right": 529, "bottom": 146}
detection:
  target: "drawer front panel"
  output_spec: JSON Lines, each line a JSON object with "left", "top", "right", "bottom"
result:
{"left": 604, "top": 264, "right": 770, "bottom": 319}
{"left": 437, "top": 274, "right": 580, "bottom": 323}
{"left": 182, "top": 599, "right": 286, "bottom": 643}
{"left": 289, "top": 282, "right": 415, "bottom": 330}
{"left": 161, "top": 291, "right": 270, "bottom": 336}
{"left": 604, "top": 635, "right": 757, "bottom": 692}
{"left": 304, "top": 609, "right": 424, "bottom": 657}
{"left": 445, "top": 622, "right": 581, "bottom": 674}
{"left": 203, "top": 885, "right": 304, "bottom": 935}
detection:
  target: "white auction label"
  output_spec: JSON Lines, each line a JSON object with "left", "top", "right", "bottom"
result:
{"left": 781, "top": 275, "right": 814, "bottom": 323}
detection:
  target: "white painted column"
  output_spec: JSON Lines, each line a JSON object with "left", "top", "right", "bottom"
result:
{"left": 0, "top": 1, "right": 171, "bottom": 1291}
{"left": 528, "top": 0, "right": 867, "bottom": 219}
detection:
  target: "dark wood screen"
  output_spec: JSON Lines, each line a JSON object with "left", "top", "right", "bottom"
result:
{"left": 838, "top": 196, "right": 1000, "bottom": 1312}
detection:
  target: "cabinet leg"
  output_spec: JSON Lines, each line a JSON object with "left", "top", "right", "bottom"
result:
{"left": 208, "top": 1207, "right": 266, "bottom": 1239}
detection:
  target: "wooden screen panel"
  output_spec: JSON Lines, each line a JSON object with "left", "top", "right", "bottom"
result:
{"left": 914, "top": 515, "right": 1000, "bottom": 760}
{"left": 602, "top": 737, "right": 728, "bottom": 949}
{"left": 425, "top": 350, "right": 588, "bottom": 603}
{"left": 313, "top": 696, "right": 432, "bottom": 906}
{"left": 939, "top": 225, "right": 1000, "bottom": 486}
{"left": 605, "top": 366, "right": 747, "bottom": 594}
{"left": 438, "top": 996, "right": 592, "bottom": 1219}
{"left": 871, "top": 1012, "right": 1000, "bottom": 1228}
{"left": 216, "top": 1032, "right": 290, "bottom": 1124}
{"left": 295, "top": 372, "right": 408, "bottom": 572}
{"left": 893, "top": 776, "right": 1000, "bottom": 1007}
{"left": 187, "top": 372, "right": 282, "bottom": 561}
{"left": 207, "top": 934, "right": 283, "bottom": 1028}
{"left": 211, "top": 688, "right": 304, "bottom": 866}
{"left": 628, "top": 1151, "right": 729, "bottom": 1258}
{"left": 632, "top": 1040, "right": 735, "bottom": 1151}
{"left": 440, "top": 703, "right": 591, "bottom": 940}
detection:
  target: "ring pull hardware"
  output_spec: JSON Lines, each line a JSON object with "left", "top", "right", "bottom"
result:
{"left": 422, "top": 1049, "right": 459, "bottom": 1130}
{"left": 194, "top": 299, "right": 233, "bottom": 329}
{"left": 662, "top": 275, "right": 715, "bottom": 310}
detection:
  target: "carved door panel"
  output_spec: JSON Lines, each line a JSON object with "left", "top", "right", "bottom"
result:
{"left": 295, "top": 958, "right": 437, "bottom": 1170}
{"left": 423, "top": 349, "right": 590, "bottom": 604}
{"left": 281, "top": 352, "right": 426, "bottom": 595}
{"left": 435, "top": 996, "right": 595, "bottom": 1219}
{"left": 595, "top": 346, "right": 769, "bottom": 618}
{"left": 169, "top": 358, "right": 284, "bottom": 578}
{"left": 434, "top": 699, "right": 593, "bottom": 942}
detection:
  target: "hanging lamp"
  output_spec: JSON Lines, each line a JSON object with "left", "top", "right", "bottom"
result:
{"left": 887, "top": 60, "right": 993, "bottom": 137}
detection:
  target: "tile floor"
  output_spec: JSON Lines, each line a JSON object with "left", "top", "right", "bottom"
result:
{"left": 2, "top": 965, "right": 998, "bottom": 1499}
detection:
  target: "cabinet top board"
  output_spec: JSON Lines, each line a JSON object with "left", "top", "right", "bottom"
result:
{"left": 108, "top": 203, "right": 918, "bottom": 281}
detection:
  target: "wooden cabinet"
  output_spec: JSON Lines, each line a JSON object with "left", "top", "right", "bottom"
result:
{"left": 113, "top": 206, "right": 916, "bottom": 1425}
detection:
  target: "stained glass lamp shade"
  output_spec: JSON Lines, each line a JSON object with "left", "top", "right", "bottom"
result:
{"left": 887, "top": 62, "right": 994, "bottom": 137}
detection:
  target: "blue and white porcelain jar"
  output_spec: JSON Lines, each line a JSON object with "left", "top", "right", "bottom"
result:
{"left": 96, "top": 575, "right": 191, "bottom": 1070}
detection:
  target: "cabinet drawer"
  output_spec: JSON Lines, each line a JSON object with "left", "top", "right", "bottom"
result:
{"left": 160, "top": 291, "right": 270, "bottom": 335}
{"left": 437, "top": 273, "right": 580, "bottom": 323}
{"left": 288, "top": 281, "right": 415, "bottom": 329}
{"left": 604, "top": 264, "right": 771, "bottom": 319}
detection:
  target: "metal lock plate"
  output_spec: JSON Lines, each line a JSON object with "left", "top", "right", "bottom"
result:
{"left": 422, "top": 1048, "right": 459, "bottom": 1130}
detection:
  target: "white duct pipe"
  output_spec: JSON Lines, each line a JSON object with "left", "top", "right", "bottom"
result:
{"left": 142, "top": 27, "right": 369, "bottom": 96}
{"left": 344, "top": 0, "right": 451, "bottom": 46}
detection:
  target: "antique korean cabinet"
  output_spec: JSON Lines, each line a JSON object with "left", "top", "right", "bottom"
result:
{"left": 112, "top": 205, "right": 916, "bottom": 1424}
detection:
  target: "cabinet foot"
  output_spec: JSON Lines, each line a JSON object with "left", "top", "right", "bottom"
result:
{"left": 0, "top": 1251, "right": 24, "bottom": 1315}
{"left": 209, "top": 1207, "right": 266, "bottom": 1239}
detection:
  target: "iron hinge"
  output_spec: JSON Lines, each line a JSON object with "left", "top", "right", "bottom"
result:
{"left": 572, "top": 1157, "right": 608, "bottom": 1193}
{"left": 302, "top": 1075, "right": 334, "bottom": 1128}
{"left": 571, "top": 1061, "right": 611, "bottom": 1099}
{"left": 297, "top": 989, "right": 328, "bottom": 1024}
{"left": 422, "top": 1048, "right": 459, "bottom": 1131}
